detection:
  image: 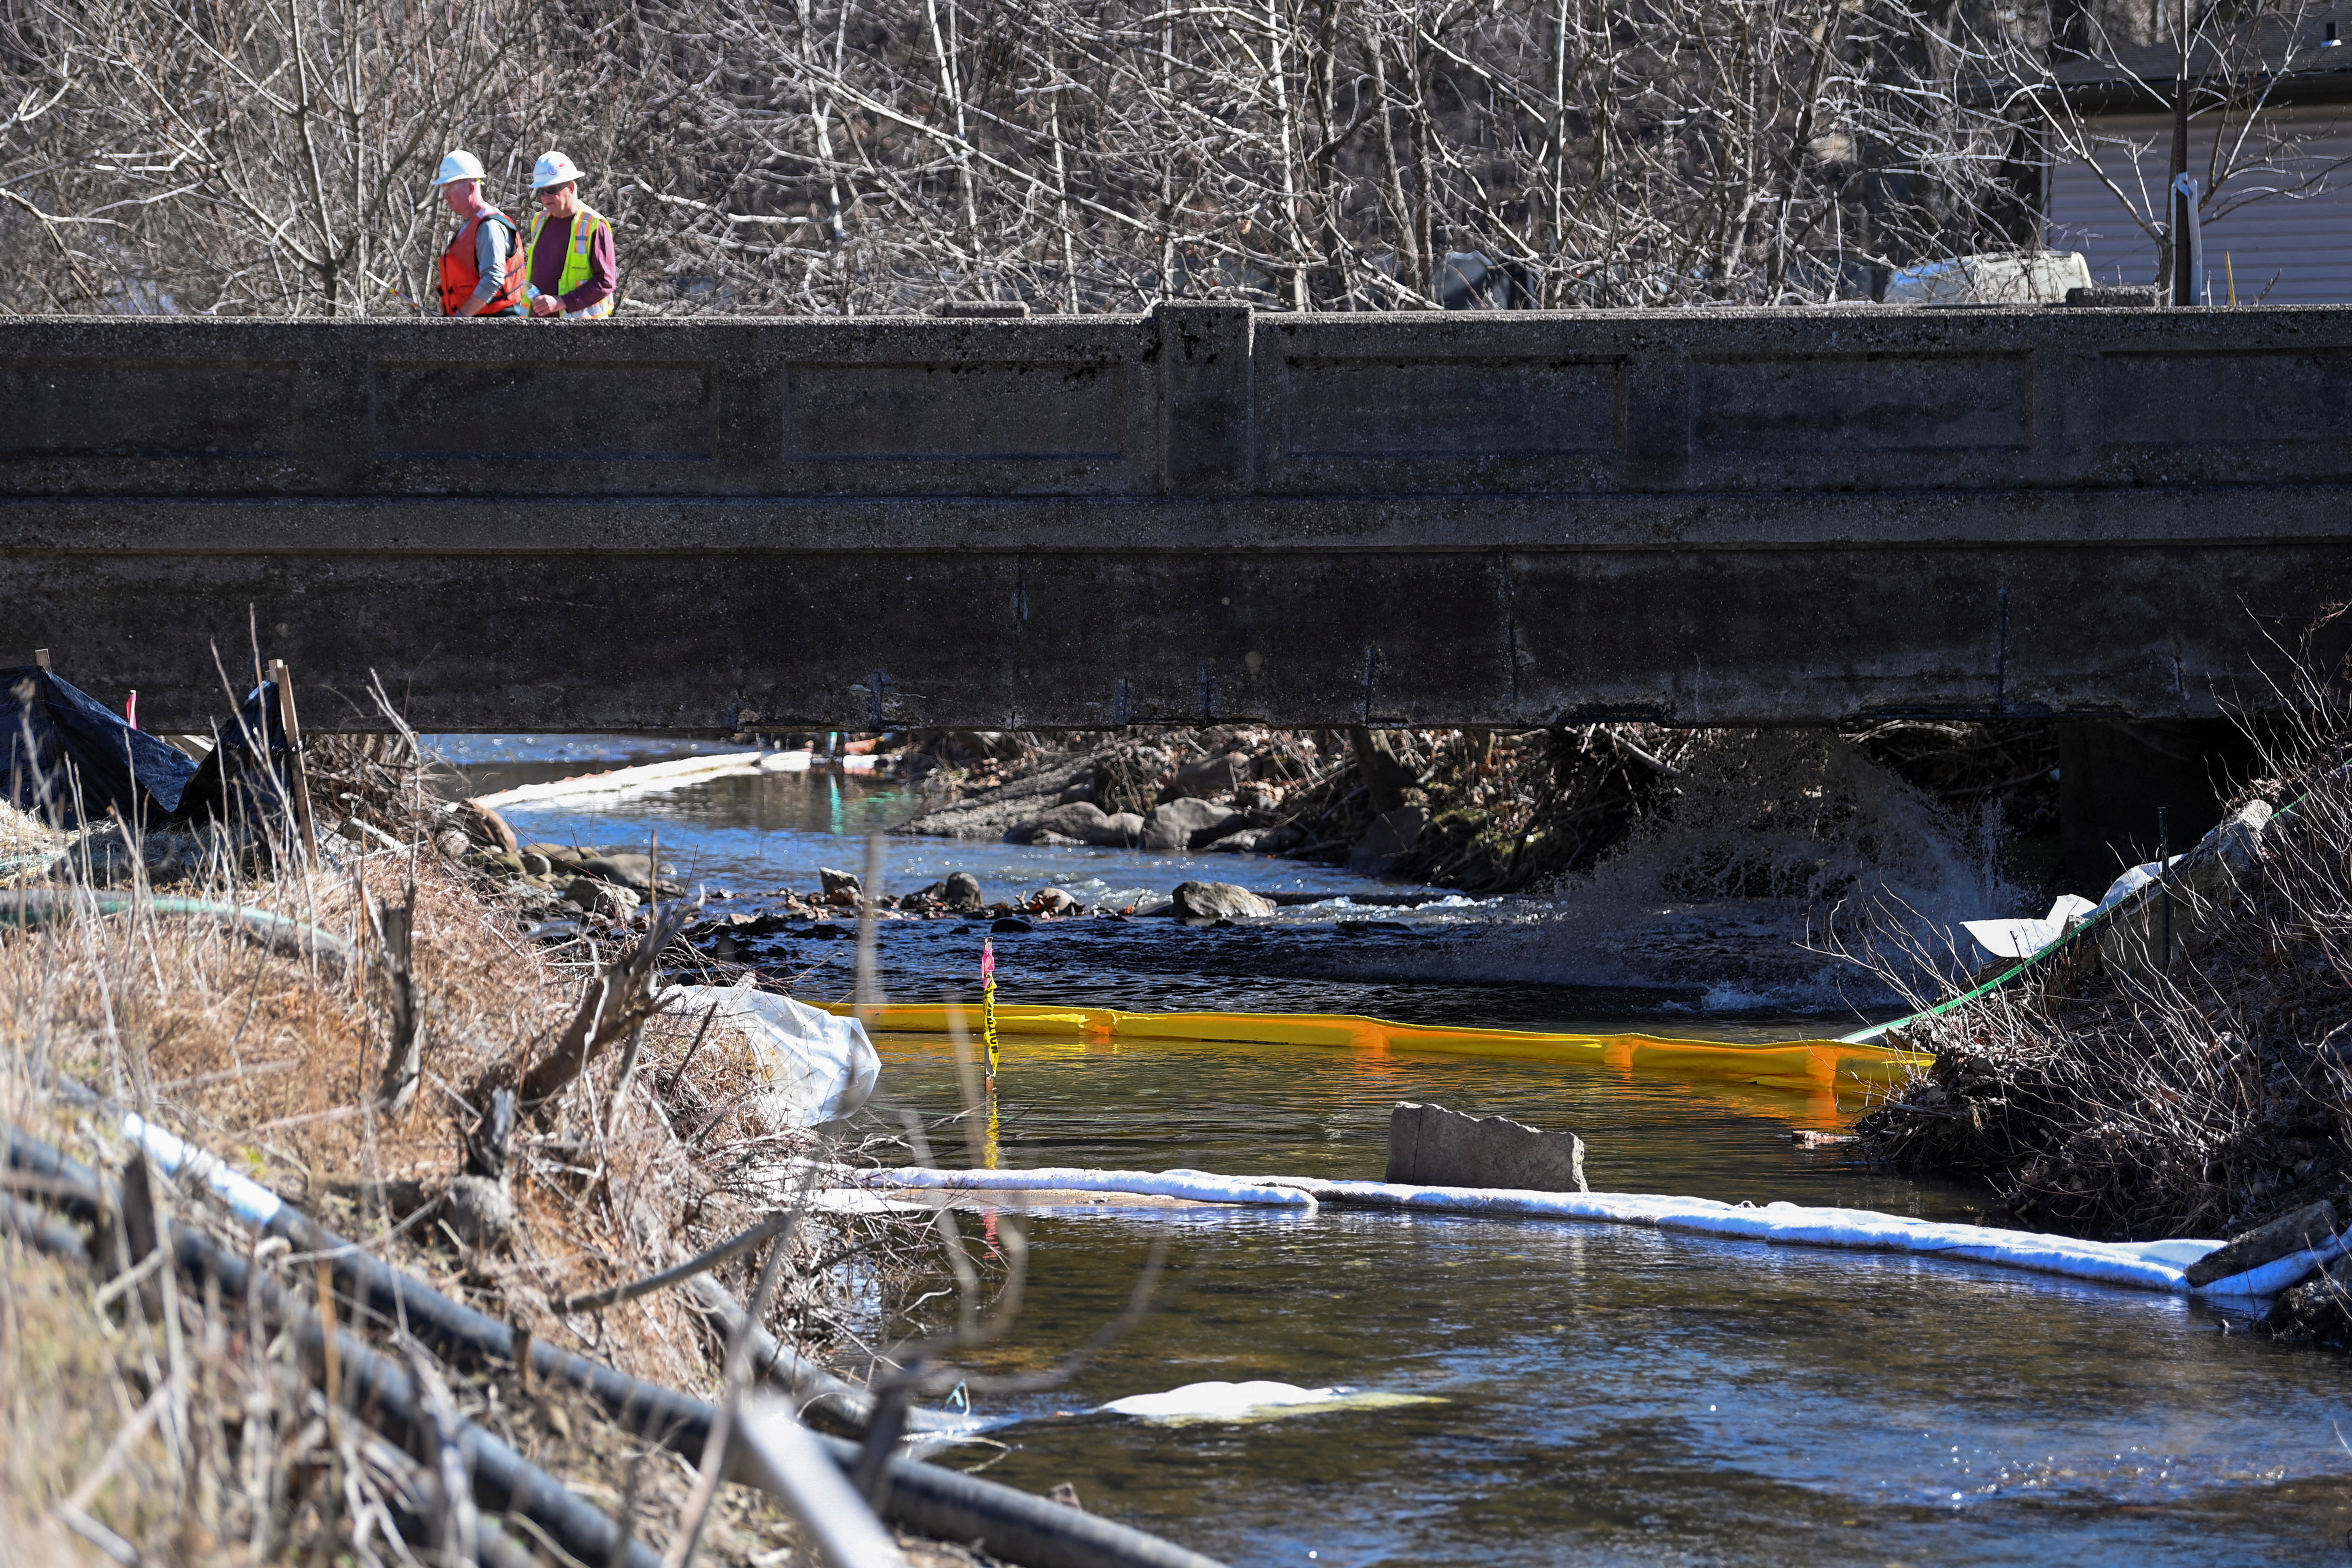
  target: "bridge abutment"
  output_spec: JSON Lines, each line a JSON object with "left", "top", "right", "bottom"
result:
{"left": 2057, "top": 719, "right": 2263, "bottom": 891}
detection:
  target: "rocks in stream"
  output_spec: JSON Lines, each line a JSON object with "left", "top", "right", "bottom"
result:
{"left": 1143, "top": 798, "right": 1244, "bottom": 851}
{"left": 1006, "top": 800, "right": 1109, "bottom": 845}
{"left": 1386, "top": 1101, "right": 1588, "bottom": 1193}
{"left": 897, "top": 731, "right": 1308, "bottom": 858}
{"left": 576, "top": 852, "right": 657, "bottom": 891}
{"left": 896, "top": 754, "right": 1102, "bottom": 840}
{"left": 1088, "top": 812, "right": 1146, "bottom": 847}
{"left": 818, "top": 866, "right": 862, "bottom": 898}
{"left": 1170, "top": 880, "right": 1274, "bottom": 921}
{"left": 942, "top": 871, "right": 985, "bottom": 910}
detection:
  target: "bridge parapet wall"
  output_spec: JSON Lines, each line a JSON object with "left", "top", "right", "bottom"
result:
{"left": 8, "top": 304, "right": 2351, "bottom": 503}
{"left": 3, "top": 305, "right": 2347, "bottom": 729}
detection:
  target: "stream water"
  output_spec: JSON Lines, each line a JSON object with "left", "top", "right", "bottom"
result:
{"left": 440, "top": 736, "right": 2352, "bottom": 1566}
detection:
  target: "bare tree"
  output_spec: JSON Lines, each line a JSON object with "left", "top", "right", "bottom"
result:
{"left": 0, "top": 0, "right": 2192, "bottom": 316}
{"left": 1980, "top": 0, "right": 2352, "bottom": 299}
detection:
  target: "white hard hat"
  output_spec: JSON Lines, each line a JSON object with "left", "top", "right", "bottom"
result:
{"left": 531, "top": 151, "right": 585, "bottom": 190}
{"left": 430, "top": 149, "right": 486, "bottom": 188}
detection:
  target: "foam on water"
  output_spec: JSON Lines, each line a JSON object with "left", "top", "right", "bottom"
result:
{"left": 1092, "top": 1380, "right": 1442, "bottom": 1423}
{"left": 443, "top": 731, "right": 2031, "bottom": 1020}
{"left": 1321, "top": 732, "right": 2027, "bottom": 1011}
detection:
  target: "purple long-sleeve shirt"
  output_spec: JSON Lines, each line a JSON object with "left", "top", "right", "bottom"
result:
{"left": 529, "top": 212, "right": 617, "bottom": 314}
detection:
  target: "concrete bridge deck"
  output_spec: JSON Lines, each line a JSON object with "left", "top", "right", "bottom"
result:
{"left": 3, "top": 304, "right": 2346, "bottom": 732}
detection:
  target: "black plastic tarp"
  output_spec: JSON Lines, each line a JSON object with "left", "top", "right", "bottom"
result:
{"left": 173, "top": 682, "right": 296, "bottom": 829}
{"left": 2, "top": 667, "right": 199, "bottom": 829}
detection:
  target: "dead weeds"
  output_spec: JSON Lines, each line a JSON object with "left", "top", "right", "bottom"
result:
{"left": 0, "top": 831, "right": 951, "bottom": 1565}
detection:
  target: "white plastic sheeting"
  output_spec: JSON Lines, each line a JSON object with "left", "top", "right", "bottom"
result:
{"left": 2099, "top": 855, "right": 2187, "bottom": 909}
{"left": 856, "top": 1163, "right": 2343, "bottom": 1299}
{"left": 1963, "top": 894, "right": 2098, "bottom": 961}
{"left": 470, "top": 751, "right": 764, "bottom": 809}
{"left": 668, "top": 984, "right": 879, "bottom": 1127}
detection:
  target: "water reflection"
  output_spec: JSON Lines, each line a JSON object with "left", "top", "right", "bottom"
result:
{"left": 431, "top": 737, "right": 2352, "bottom": 1566}
{"left": 949, "top": 1211, "right": 2347, "bottom": 1567}
{"left": 866, "top": 1039, "right": 2349, "bottom": 1567}
{"left": 867, "top": 1034, "right": 1935, "bottom": 1203}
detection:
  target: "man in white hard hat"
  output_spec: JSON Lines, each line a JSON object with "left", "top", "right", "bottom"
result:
{"left": 429, "top": 151, "right": 528, "bottom": 317}
{"left": 523, "top": 151, "right": 617, "bottom": 319}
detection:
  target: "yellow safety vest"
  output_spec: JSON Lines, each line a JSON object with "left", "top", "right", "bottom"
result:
{"left": 525, "top": 203, "right": 615, "bottom": 319}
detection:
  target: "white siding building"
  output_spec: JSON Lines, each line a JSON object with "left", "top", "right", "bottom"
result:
{"left": 2045, "top": 98, "right": 2352, "bottom": 302}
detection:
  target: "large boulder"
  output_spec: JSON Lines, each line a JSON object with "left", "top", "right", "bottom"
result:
{"left": 1085, "top": 812, "right": 1146, "bottom": 848}
{"left": 1006, "top": 800, "right": 1109, "bottom": 845}
{"left": 1386, "top": 1101, "right": 1587, "bottom": 1192}
{"left": 942, "top": 871, "right": 985, "bottom": 910}
{"left": 894, "top": 751, "right": 1107, "bottom": 840}
{"left": 1158, "top": 751, "right": 1252, "bottom": 803}
{"left": 1170, "top": 880, "right": 1274, "bottom": 921}
{"left": 1142, "top": 797, "right": 1244, "bottom": 851}
{"left": 578, "top": 852, "right": 660, "bottom": 891}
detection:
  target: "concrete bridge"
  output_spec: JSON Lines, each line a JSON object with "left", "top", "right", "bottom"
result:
{"left": 3, "top": 305, "right": 2347, "bottom": 735}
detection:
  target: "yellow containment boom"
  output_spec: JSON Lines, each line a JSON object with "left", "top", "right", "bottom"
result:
{"left": 815, "top": 1000, "right": 1928, "bottom": 1097}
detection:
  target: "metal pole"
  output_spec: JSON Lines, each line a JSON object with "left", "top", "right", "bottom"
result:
{"left": 2158, "top": 806, "right": 2172, "bottom": 971}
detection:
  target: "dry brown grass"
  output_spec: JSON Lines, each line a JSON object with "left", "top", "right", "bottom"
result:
{"left": 0, "top": 800, "right": 66, "bottom": 882}
{"left": 0, "top": 828, "right": 951, "bottom": 1566}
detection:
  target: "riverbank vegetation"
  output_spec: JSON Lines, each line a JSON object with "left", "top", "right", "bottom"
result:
{"left": 0, "top": 739, "right": 1004, "bottom": 1566}
{"left": 7, "top": 0, "right": 2318, "bottom": 317}
{"left": 891, "top": 719, "right": 2061, "bottom": 897}
{"left": 1854, "top": 699, "right": 2352, "bottom": 1340}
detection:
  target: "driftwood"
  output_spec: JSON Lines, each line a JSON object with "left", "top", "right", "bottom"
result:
{"left": 372, "top": 883, "right": 424, "bottom": 1117}
{"left": 513, "top": 904, "right": 694, "bottom": 1119}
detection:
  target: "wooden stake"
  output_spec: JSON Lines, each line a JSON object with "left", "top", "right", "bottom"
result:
{"left": 32, "top": 648, "right": 48, "bottom": 670}
{"left": 268, "top": 659, "right": 321, "bottom": 868}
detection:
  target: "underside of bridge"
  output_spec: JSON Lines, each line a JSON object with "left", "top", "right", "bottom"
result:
{"left": 3, "top": 304, "right": 2347, "bottom": 734}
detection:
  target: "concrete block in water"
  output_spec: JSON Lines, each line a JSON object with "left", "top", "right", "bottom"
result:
{"left": 1386, "top": 1101, "right": 1587, "bottom": 1192}
{"left": 2184, "top": 1198, "right": 2338, "bottom": 1287}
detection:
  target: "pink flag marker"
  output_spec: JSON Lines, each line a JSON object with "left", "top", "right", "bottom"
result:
{"left": 125, "top": 691, "right": 138, "bottom": 730}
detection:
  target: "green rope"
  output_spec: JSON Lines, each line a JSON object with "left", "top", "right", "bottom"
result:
{"left": 1841, "top": 765, "right": 2331, "bottom": 1046}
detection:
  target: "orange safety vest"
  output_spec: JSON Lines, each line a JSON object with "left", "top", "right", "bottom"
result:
{"left": 439, "top": 207, "right": 528, "bottom": 316}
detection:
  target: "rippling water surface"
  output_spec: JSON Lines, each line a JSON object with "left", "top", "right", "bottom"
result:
{"left": 436, "top": 736, "right": 2352, "bottom": 1565}
{"left": 859, "top": 1036, "right": 2352, "bottom": 1568}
